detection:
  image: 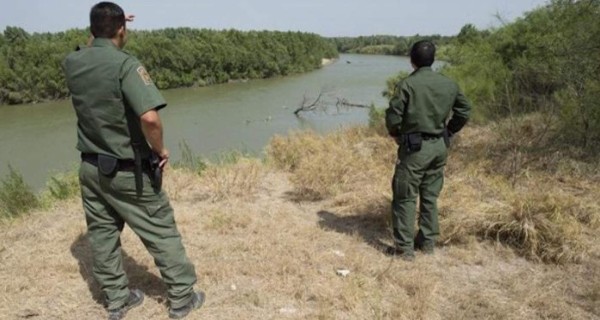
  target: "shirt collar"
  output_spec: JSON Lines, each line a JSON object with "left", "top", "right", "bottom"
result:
{"left": 91, "top": 38, "right": 119, "bottom": 49}
{"left": 410, "top": 66, "right": 433, "bottom": 76}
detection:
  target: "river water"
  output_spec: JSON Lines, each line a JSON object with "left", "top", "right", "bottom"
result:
{"left": 0, "top": 54, "right": 414, "bottom": 189}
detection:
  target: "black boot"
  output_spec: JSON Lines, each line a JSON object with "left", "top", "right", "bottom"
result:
{"left": 168, "top": 291, "right": 206, "bottom": 319}
{"left": 107, "top": 289, "right": 144, "bottom": 320}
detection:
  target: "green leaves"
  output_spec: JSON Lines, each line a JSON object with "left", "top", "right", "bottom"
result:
{"left": 0, "top": 27, "right": 338, "bottom": 105}
{"left": 445, "top": 0, "right": 600, "bottom": 146}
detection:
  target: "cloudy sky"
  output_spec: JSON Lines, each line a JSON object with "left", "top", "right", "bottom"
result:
{"left": 0, "top": 0, "right": 549, "bottom": 37}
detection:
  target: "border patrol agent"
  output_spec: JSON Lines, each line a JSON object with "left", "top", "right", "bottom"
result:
{"left": 385, "top": 40, "right": 471, "bottom": 261}
{"left": 62, "top": 2, "right": 204, "bottom": 319}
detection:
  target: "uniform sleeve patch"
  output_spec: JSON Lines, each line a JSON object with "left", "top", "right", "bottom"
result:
{"left": 136, "top": 66, "right": 153, "bottom": 86}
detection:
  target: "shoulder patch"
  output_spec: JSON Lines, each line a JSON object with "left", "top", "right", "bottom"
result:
{"left": 136, "top": 66, "right": 153, "bottom": 86}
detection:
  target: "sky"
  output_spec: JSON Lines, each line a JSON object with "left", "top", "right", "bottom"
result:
{"left": 0, "top": 0, "right": 549, "bottom": 37}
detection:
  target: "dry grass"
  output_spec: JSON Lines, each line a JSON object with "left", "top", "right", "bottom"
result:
{"left": 1, "top": 120, "right": 599, "bottom": 319}
{"left": 200, "top": 157, "right": 266, "bottom": 202}
{"left": 268, "top": 118, "right": 599, "bottom": 264}
{"left": 481, "top": 193, "right": 587, "bottom": 263}
{"left": 267, "top": 127, "right": 395, "bottom": 202}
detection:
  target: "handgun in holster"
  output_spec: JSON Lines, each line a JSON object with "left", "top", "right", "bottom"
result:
{"left": 132, "top": 143, "right": 163, "bottom": 195}
{"left": 148, "top": 151, "right": 163, "bottom": 193}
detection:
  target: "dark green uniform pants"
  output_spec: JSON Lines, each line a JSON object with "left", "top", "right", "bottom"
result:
{"left": 392, "top": 138, "right": 447, "bottom": 253}
{"left": 79, "top": 161, "right": 197, "bottom": 310}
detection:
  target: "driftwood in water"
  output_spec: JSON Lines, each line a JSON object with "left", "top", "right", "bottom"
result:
{"left": 294, "top": 87, "right": 370, "bottom": 115}
{"left": 294, "top": 91, "right": 325, "bottom": 115}
{"left": 335, "top": 98, "right": 370, "bottom": 109}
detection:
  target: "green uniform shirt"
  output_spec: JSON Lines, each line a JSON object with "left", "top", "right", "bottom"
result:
{"left": 385, "top": 67, "right": 471, "bottom": 137}
{"left": 63, "top": 38, "right": 166, "bottom": 160}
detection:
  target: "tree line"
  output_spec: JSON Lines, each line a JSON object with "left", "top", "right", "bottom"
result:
{"left": 0, "top": 27, "right": 338, "bottom": 105}
{"left": 330, "top": 35, "right": 454, "bottom": 56}
{"left": 444, "top": 0, "right": 600, "bottom": 149}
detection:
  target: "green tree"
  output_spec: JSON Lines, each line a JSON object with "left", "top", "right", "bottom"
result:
{"left": 0, "top": 27, "right": 339, "bottom": 105}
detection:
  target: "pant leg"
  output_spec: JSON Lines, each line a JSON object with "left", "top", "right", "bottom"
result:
{"left": 417, "top": 139, "right": 447, "bottom": 246}
{"left": 102, "top": 170, "right": 197, "bottom": 309}
{"left": 79, "top": 162, "right": 130, "bottom": 310}
{"left": 391, "top": 147, "right": 426, "bottom": 253}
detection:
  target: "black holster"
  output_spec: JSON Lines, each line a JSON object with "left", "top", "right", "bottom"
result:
{"left": 148, "top": 152, "right": 163, "bottom": 193}
{"left": 132, "top": 143, "right": 163, "bottom": 194}
{"left": 443, "top": 128, "right": 451, "bottom": 148}
{"left": 132, "top": 143, "right": 144, "bottom": 196}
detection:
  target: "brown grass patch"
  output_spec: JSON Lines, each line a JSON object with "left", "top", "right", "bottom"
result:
{"left": 482, "top": 193, "right": 587, "bottom": 263}
{"left": 200, "top": 158, "right": 265, "bottom": 202}
{"left": 267, "top": 127, "right": 395, "bottom": 201}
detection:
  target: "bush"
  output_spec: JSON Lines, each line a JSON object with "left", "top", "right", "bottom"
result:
{"left": 368, "top": 105, "right": 387, "bottom": 137}
{"left": 267, "top": 127, "right": 395, "bottom": 201}
{"left": 176, "top": 140, "right": 208, "bottom": 176}
{"left": 445, "top": 1, "right": 600, "bottom": 145}
{"left": 46, "top": 171, "right": 80, "bottom": 201}
{"left": 439, "top": 123, "right": 597, "bottom": 264}
{"left": 481, "top": 193, "right": 587, "bottom": 264}
{"left": 0, "top": 166, "right": 39, "bottom": 219}
{"left": 266, "top": 131, "right": 323, "bottom": 172}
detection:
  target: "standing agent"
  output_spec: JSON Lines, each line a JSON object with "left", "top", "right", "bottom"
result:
{"left": 63, "top": 2, "right": 204, "bottom": 319}
{"left": 385, "top": 40, "right": 471, "bottom": 261}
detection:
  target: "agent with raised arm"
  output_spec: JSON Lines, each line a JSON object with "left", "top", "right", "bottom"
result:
{"left": 62, "top": 2, "right": 204, "bottom": 319}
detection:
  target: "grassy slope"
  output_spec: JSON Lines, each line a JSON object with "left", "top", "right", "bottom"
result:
{"left": 0, "top": 123, "right": 599, "bottom": 320}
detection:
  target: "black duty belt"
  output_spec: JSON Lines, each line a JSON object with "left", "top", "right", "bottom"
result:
{"left": 81, "top": 153, "right": 140, "bottom": 172}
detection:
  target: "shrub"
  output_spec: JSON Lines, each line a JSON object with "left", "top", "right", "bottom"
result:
{"left": 368, "top": 105, "right": 387, "bottom": 137}
{"left": 266, "top": 131, "right": 322, "bottom": 172}
{"left": 267, "top": 127, "right": 395, "bottom": 201}
{"left": 0, "top": 166, "right": 39, "bottom": 219}
{"left": 46, "top": 171, "right": 80, "bottom": 201}
{"left": 176, "top": 140, "right": 209, "bottom": 176}
{"left": 481, "top": 193, "right": 587, "bottom": 264}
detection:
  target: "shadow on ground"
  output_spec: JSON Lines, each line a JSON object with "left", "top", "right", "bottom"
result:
{"left": 317, "top": 209, "right": 391, "bottom": 253}
{"left": 70, "top": 232, "right": 167, "bottom": 307}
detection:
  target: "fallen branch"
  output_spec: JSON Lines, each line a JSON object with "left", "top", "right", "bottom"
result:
{"left": 335, "top": 98, "right": 370, "bottom": 109}
{"left": 293, "top": 87, "right": 370, "bottom": 116}
{"left": 294, "top": 91, "right": 324, "bottom": 115}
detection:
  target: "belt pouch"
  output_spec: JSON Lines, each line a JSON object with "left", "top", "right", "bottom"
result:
{"left": 98, "top": 154, "right": 118, "bottom": 177}
{"left": 406, "top": 133, "right": 423, "bottom": 152}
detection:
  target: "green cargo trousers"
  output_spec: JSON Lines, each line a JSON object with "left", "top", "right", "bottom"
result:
{"left": 391, "top": 138, "right": 447, "bottom": 254}
{"left": 79, "top": 161, "right": 197, "bottom": 310}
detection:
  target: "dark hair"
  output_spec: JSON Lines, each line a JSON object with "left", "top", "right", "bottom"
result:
{"left": 90, "top": 2, "right": 125, "bottom": 38}
{"left": 410, "top": 40, "right": 436, "bottom": 68}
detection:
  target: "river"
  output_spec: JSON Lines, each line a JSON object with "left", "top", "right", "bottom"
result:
{"left": 0, "top": 54, "right": 415, "bottom": 189}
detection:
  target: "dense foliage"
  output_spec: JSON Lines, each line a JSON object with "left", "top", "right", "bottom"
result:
{"left": 0, "top": 27, "right": 338, "bottom": 105}
{"left": 331, "top": 35, "right": 453, "bottom": 56}
{"left": 444, "top": 0, "right": 600, "bottom": 148}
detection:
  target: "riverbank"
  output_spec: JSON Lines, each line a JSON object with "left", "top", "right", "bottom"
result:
{"left": 1, "top": 117, "right": 598, "bottom": 319}
{"left": 321, "top": 57, "right": 336, "bottom": 66}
